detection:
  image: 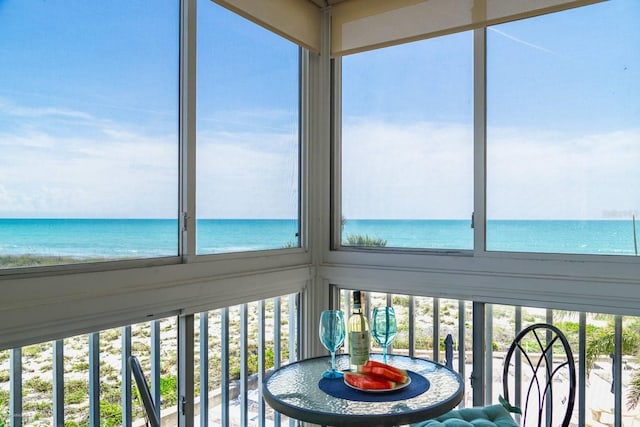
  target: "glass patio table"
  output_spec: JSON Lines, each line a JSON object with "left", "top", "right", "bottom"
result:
{"left": 262, "top": 353, "right": 464, "bottom": 427}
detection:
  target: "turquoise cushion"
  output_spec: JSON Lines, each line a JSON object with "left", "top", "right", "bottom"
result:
{"left": 411, "top": 404, "right": 519, "bottom": 427}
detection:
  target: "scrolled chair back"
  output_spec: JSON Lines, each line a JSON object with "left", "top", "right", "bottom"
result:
{"left": 503, "top": 323, "right": 576, "bottom": 427}
{"left": 411, "top": 322, "right": 576, "bottom": 427}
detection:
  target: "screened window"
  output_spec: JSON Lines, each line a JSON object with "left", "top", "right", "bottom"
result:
{"left": 0, "top": 1, "right": 180, "bottom": 268}
{"left": 196, "top": 1, "right": 300, "bottom": 255}
{"left": 340, "top": 33, "right": 473, "bottom": 250}
{"left": 486, "top": 0, "right": 640, "bottom": 255}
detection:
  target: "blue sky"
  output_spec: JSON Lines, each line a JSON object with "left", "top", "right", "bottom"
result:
{"left": 341, "top": 0, "right": 640, "bottom": 220}
{"left": 0, "top": 1, "right": 180, "bottom": 218}
{"left": 0, "top": 0, "right": 638, "bottom": 220}
{"left": 0, "top": 1, "right": 179, "bottom": 132}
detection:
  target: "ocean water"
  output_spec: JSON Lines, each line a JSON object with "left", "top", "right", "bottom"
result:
{"left": 344, "top": 219, "right": 640, "bottom": 256}
{"left": 0, "top": 219, "right": 299, "bottom": 259}
{"left": 0, "top": 218, "right": 638, "bottom": 261}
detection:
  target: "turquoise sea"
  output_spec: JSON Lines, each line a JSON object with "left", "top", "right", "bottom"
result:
{"left": 0, "top": 218, "right": 638, "bottom": 260}
{"left": 344, "top": 219, "right": 640, "bottom": 255}
{"left": 0, "top": 219, "right": 299, "bottom": 259}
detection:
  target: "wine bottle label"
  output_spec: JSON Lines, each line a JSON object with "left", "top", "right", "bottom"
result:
{"left": 349, "top": 331, "right": 369, "bottom": 366}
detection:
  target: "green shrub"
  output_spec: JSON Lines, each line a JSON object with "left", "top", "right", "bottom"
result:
{"left": 23, "top": 400, "right": 52, "bottom": 418}
{"left": 160, "top": 375, "right": 178, "bottom": 406}
{"left": 71, "top": 361, "right": 89, "bottom": 371}
{"left": 0, "top": 392, "right": 8, "bottom": 427}
{"left": 414, "top": 335, "right": 430, "bottom": 348}
{"left": 65, "top": 379, "right": 88, "bottom": 405}
{"left": 24, "top": 376, "right": 52, "bottom": 394}
{"left": 0, "top": 255, "right": 76, "bottom": 268}
{"left": 100, "top": 401, "right": 122, "bottom": 427}
{"left": 101, "top": 329, "right": 120, "bottom": 341}
{"left": 343, "top": 234, "right": 387, "bottom": 247}
{"left": 392, "top": 295, "right": 409, "bottom": 306}
{"left": 101, "top": 381, "right": 122, "bottom": 404}
{"left": 22, "top": 344, "right": 48, "bottom": 358}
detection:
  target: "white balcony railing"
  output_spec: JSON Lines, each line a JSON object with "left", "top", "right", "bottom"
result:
{"left": 1, "top": 290, "right": 638, "bottom": 427}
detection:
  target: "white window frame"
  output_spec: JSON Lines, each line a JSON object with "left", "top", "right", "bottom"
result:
{"left": 0, "top": 0, "right": 311, "bottom": 350}
{"left": 324, "top": 10, "right": 640, "bottom": 318}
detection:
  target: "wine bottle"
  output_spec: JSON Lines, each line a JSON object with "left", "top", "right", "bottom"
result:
{"left": 347, "top": 290, "right": 370, "bottom": 372}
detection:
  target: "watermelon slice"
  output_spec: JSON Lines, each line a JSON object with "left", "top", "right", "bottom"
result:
{"left": 344, "top": 372, "right": 396, "bottom": 390}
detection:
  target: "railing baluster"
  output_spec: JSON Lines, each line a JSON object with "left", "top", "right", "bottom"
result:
{"left": 258, "top": 300, "right": 266, "bottom": 427}
{"left": 485, "top": 304, "right": 493, "bottom": 403}
{"left": 433, "top": 297, "right": 440, "bottom": 362}
{"left": 274, "top": 297, "right": 282, "bottom": 368}
{"left": 53, "top": 339, "right": 64, "bottom": 426}
{"left": 408, "top": 295, "right": 415, "bottom": 358}
{"left": 221, "top": 307, "right": 230, "bottom": 427}
{"left": 289, "top": 294, "right": 297, "bottom": 363}
{"left": 472, "top": 301, "right": 485, "bottom": 407}
{"left": 385, "top": 294, "right": 394, "bottom": 356}
{"left": 457, "top": 300, "right": 465, "bottom": 407}
{"left": 121, "top": 326, "right": 132, "bottom": 427}
{"left": 342, "top": 290, "right": 350, "bottom": 356}
{"left": 547, "top": 309, "right": 554, "bottom": 425}
{"left": 151, "top": 319, "right": 161, "bottom": 421}
{"left": 342, "top": 289, "right": 350, "bottom": 318}
{"left": 10, "top": 347, "right": 22, "bottom": 427}
{"left": 364, "top": 291, "right": 371, "bottom": 322}
{"left": 295, "top": 293, "right": 302, "bottom": 361}
{"left": 178, "top": 314, "right": 195, "bottom": 427}
{"left": 614, "top": 315, "right": 623, "bottom": 427}
{"left": 289, "top": 294, "right": 297, "bottom": 427}
{"left": 274, "top": 297, "right": 281, "bottom": 426}
{"left": 579, "top": 312, "right": 587, "bottom": 427}
{"left": 200, "top": 312, "right": 209, "bottom": 427}
{"left": 515, "top": 306, "right": 522, "bottom": 414}
{"left": 240, "top": 304, "right": 249, "bottom": 427}
{"left": 89, "top": 332, "right": 100, "bottom": 426}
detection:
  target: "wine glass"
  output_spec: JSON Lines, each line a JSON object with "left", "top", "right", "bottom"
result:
{"left": 372, "top": 306, "right": 397, "bottom": 363}
{"left": 319, "top": 310, "right": 346, "bottom": 378}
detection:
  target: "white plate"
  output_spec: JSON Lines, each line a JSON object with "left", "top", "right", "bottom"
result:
{"left": 344, "top": 374, "right": 411, "bottom": 393}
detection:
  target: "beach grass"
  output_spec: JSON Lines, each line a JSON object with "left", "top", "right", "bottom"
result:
{"left": 0, "top": 255, "right": 106, "bottom": 269}
{"left": 0, "top": 297, "right": 296, "bottom": 426}
{"left": 343, "top": 234, "right": 388, "bottom": 247}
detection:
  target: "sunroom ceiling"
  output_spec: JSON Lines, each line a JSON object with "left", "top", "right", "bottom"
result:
{"left": 215, "top": 0, "right": 603, "bottom": 56}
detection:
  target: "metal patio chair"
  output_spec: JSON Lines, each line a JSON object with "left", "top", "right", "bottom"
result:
{"left": 129, "top": 355, "right": 161, "bottom": 427}
{"left": 413, "top": 323, "right": 576, "bottom": 427}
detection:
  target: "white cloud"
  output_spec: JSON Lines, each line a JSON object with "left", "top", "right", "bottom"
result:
{"left": 2, "top": 102, "right": 638, "bottom": 221}
{"left": 0, "top": 100, "right": 300, "bottom": 219}
{"left": 342, "top": 119, "right": 640, "bottom": 220}
{"left": 0, "top": 122, "right": 178, "bottom": 218}
{"left": 0, "top": 98, "right": 94, "bottom": 120}
{"left": 342, "top": 119, "right": 473, "bottom": 219}
{"left": 197, "top": 130, "right": 298, "bottom": 218}
{"left": 487, "top": 127, "right": 640, "bottom": 219}
{"left": 198, "top": 108, "right": 298, "bottom": 134}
